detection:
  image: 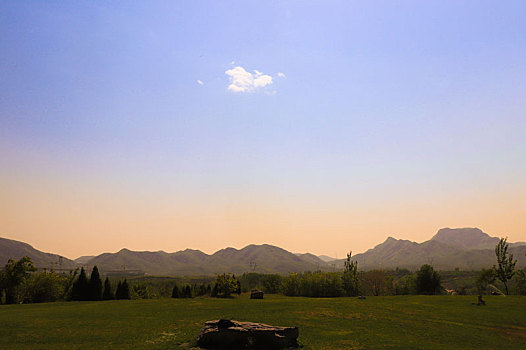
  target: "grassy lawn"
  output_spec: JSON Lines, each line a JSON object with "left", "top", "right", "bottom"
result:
{"left": 1, "top": 295, "right": 525, "bottom": 349}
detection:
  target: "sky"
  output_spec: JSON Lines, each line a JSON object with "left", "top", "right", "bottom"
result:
{"left": 1, "top": 1, "right": 526, "bottom": 260}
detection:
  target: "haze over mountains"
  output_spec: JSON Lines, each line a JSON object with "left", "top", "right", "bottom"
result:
{"left": 336, "top": 228, "right": 526, "bottom": 271}
{"left": 1, "top": 228, "right": 525, "bottom": 275}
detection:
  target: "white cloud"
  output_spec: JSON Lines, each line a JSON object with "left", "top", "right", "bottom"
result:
{"left": 277, "top": 72, "right": 286, "bottom": 78}
{"left": 225, "top": 66, "right": 274, "bottom": 93}
{"left": 197, "top": 80, "right": 204, "bottom": 85}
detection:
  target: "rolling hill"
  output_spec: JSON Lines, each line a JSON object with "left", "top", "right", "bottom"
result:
{"left": 83, "top": 244, "right": 332, "bottom": 275}
{"left": 0, "top": 237, "right": 77, "bottom": 270}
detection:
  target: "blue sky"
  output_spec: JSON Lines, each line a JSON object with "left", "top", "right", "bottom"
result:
{"left": 1, "top": 1, "right": 526, "bottom": 258}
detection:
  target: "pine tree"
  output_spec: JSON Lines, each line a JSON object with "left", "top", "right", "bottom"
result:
{"left": 183, "top": 285, "right": 192, "bottom": 298}
{"left": 115, "top": 281, "right": 123, "bottom": 299}
{"left": 71, "top": 267, "right": 89, "bottom": 301}
{"left": 120, "top": 279, "right": 131, "bottom": 299}
{"left": 88, "top": 266, "right": 103, "bottom": 301}
{"left": 103, "top": 277, "right": 113, "bottom": 300}
{"left": 171, "top": 285, "right": 179, "bottom": 298}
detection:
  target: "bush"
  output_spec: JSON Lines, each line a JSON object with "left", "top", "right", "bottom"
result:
{"left": 212, "top": 274, "right": 238, "bottom": 298}
{"left": 20, "top": 271, "right": 65, "bottom": 303}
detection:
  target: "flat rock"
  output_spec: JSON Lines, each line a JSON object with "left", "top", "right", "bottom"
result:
{"left": 196, "top": 319, "right": 299, "bottom": 349}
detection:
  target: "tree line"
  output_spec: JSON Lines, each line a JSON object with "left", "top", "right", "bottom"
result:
{"left": 171, "top": 273, "right": 241, "bottom": 299}
{"left": 1, "top": 237, "right": 524, "bottom": 304}
{"left": 0, "top": 261, "right": 132, "bottom": 304}
{"left": 70, "top": 266, "right": 131, "bottom": 301}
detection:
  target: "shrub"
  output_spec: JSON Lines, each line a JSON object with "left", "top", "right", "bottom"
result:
{"left": 212, "top": 274, "right": 238, "bottom": 298}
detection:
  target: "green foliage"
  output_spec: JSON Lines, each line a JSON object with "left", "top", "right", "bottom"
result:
{"left": 238, "top": 273, "right": 282, "bottom": 294}
{"left": 0, "top": 256, "right": 36, "bottom": 304}
{"left": 513, "top": 269, "right": 526, "bottom": 295}
{"left": 415, "top": 264, "right": 442, "bottom": 295}
{"left": 476, "top": 268, "right": 496, "bottom": 295}
{"left": 19, "top": 270, "right": 66, "bottom": 303}
{"left": 71, "top": 267, "right": 89, "bottom": 301}
{"left": 88, "top": 266, "right": 103, "bottom": 301}
{"left": 361, "top": 270, "right": 388, "bottom": 296}
{"left": 494, "top": 237, "right": 517, "bottom": 295}
{"left": 393, "top": 274, "right": 416, "bottom": 295}
{"left": 342, "top": 251, "right": 359, "bottom": 296}
{"left": 282, "top": 271, "right": 342, "bottom": 297}
{"left": 193, "top": 283, "right": 210, "bottom": 297}
{"left": 212, "top": 273, "right": 238, "bottom": 298}
{"left": 131, "top": 283, "right": 154, "bottom": 299}
{"left": 103, "top": 277, "right": 113, "bottom": 300}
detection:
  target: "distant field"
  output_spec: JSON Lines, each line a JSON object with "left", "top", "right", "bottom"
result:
{"left": 1, "top": 295, "right": 525, "bottom": 349}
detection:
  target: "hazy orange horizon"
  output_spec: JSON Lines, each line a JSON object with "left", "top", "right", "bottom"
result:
{"left": 2, "top": 162, "right": 525, "bottom": 260}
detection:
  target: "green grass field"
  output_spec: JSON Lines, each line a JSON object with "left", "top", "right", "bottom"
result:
{"left": 1, "top": 295, "right": 525, "bottom": 349}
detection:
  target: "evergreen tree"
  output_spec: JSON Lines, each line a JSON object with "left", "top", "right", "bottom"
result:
{"left": 120, "top": 279, "right": 131, "bottom": 299}
{"left": 115, "top": 281, "right": 123, "bottom": 299}
{"left": 71, "top": 267, "right": 89, "bottom": 301}
{"left": 171, "top": 284, "right": 180, "bottom": 298}
{"left": 183, "top": 285, "right": 192, "bottom": 298}
{"left": 88, "top": 266, "right": 103, "bottom": 301}
{"left": 211, "top": 283, "right": 218, "bottom": 297}
{"left": 103, "top": 277, "right": 113, "bottom": 300}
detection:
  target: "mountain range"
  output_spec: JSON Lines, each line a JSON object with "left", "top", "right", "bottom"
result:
{"left": 1, "top": 228, "right": 525, "bottom": 275}
{"left": 334, "top": 228, "right": 526, "bottom": 271}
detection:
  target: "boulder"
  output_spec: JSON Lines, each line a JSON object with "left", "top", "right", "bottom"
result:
{"left": 250, "top": 290, "right": 264, "bottom": 299}
{"left": 196, "top": 319, "right": 299, "bottom": 349}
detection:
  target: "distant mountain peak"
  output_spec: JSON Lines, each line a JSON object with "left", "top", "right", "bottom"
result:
{"left": 431, "top": 227, "right": 498, "bottom": 250}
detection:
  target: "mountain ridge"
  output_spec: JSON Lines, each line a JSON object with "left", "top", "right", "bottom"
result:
{"left": 335, "top": 227, "right": 526, "bottom": 270}
{"left": 2, "top": 227, "right": 525, "bottom": 274}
